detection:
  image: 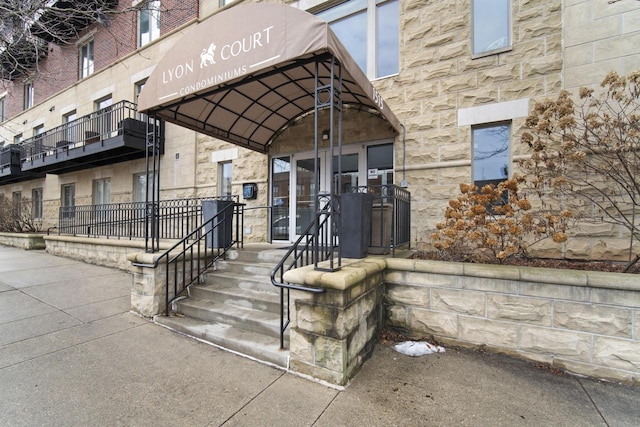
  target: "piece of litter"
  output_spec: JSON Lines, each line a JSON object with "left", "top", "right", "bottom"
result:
{"left": 393, "top": 341, "right": 445, "bottom": 357}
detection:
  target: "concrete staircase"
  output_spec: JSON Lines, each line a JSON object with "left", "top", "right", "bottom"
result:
{"left": 154, "top": 245, "right": 290, "bottom": 368}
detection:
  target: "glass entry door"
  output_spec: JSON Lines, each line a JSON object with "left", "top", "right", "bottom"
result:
{"left": 271, "top": 147, "right": 364, "bottom": 242}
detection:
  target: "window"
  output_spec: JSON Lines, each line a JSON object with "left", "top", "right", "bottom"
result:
{"left": 93, "top": 179, "right": 111, "bottom": 205}
{"left": 472, "top": 123, "right": 510, "bottom": 189}
{"left": 317, "top": 0, "right": 399, "bottom": 79}
{"left": 12, "top": 191, "right": 21, "bottom": 217}
{"left": 61, "top": 183, "right": 76, "bottom": 219}
{"left": 134, "top": 172, "right": 158, "bottom": 203}
{"left": 33, "top": 124, "right": 44, "bottom": 137}
{"left": 0, "top": 97, "right": 5, "bottom": 122}
{"left": 32, "top": 188, "right": 43, "bottom": 220}
{"left": 219, "top": 162, "right": 232, "bottom": 196}
{"left": 64, "top": 110, "right": 78, "bottom": 144}
{"left": 14, "top": 133, "right": 22, "bottom": 145}
{"left": 24, "top": 82, "right": 34, "bottom": 109}
{"left": 138, "top": 0, "right": 161, "bottom": 47}
{"left": 94, "top": 96, "right": 113, "bottom": 138}
{"left": 472, "top": 0, "right": 511, "bottom": 57}
{"left": 79, "top": 40, "right": 94, "bottom": 78}
{"left": 367, "top": 143, "right": 394, "bottom": 186}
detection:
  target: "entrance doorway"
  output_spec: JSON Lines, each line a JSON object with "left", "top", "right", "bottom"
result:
{"left": 270, "top": 143, "right": 394, "bottom": 242}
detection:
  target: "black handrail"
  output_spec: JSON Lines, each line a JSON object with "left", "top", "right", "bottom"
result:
{"left": 270, "top": 200, "right": 334, "bottom": 350}
{"left": 132, "top": 202, "right": 241, "bottom": 315}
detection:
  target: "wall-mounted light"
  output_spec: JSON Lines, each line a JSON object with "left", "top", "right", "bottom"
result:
{"left": 49, "top": 105, "right": 55, "bottom": 112}
{"left": 322, "top": 129, "right": 329, "bottom": 140}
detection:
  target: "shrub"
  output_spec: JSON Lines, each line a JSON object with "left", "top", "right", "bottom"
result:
{"left": 431, "top": 177, "right": 571, "bottom": 263}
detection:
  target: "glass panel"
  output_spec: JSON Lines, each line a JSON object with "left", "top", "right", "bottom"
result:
{"left": 271, "top": 156, "right": 290, "bottom": 240}
{"left": 333, "top": 153, "right": 359, "bottom": 193}
{"left": 296, "top": 158, "right": 318, "bottom": 236}
{"left": 376, "top": 0, "right": 399, "bottom": 77}
{"left": 32, "top": 188, "right": 43, "bottom": 219}
{"left": 328, "top": 11, "right": 367, "bottom": 73}
{"left": 473, "top": 0, "right": 510, "bottom": 55}
{"left": 367, "top": 144, "right": 394, "bottom": 187}
{"left": 473, "top": 124, "right": 510, "bottom": 188}
{"left": 219, "top": 162, "right": 232, "bottom": 196}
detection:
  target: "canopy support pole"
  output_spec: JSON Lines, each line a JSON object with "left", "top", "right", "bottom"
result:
{"left": 145, "top": 115, "right": 162, "bottom": 253}
{"left": 314, "top": 57, "right": 343, "bottom": 272}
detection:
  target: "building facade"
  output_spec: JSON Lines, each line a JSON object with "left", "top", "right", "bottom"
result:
{"left": 0, "top": 0, "right": 638, "bottom": 260}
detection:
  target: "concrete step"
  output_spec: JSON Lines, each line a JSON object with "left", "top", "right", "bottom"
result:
{"left": 175, "top": 297, "right": 282, "bottom": 339}
{"left": 190, "top": 284, "right": 282, "bottom": 314}
{"left": 226, "top": 246, "right": 291, "bottom": 264}
{"left": 215, "top": 259, "right": 276, "bottom": 277}
{"left": 202, "top": 271, "right": 278, "bottom": 295}
{"left": 155, "top": 315, "right": 289, "bottom": 368}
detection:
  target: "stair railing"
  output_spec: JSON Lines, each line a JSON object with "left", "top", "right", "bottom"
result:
{"left": 271, "top": 198, "right": 336, "bottom": 349}
{"left": 132, "top": 202, "right": 240, "bottom": 316}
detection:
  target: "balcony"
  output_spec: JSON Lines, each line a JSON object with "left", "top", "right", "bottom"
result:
{"left": 0, "top": 146, "right": 45, "bottom": 183}
{"left": 17, "top": 101, "right": 160, "bottom": 176}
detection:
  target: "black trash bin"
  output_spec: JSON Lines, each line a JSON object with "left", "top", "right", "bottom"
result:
{"left": 202, "top": 200, "right": 234, "bottom": 248}
{"left": 341, "top": 192, "right": 373, "bottom": 258}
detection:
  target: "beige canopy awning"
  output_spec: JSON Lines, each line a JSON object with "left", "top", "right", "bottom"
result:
{"left": 137, "top": 3, "right": 401, "bottom": 153}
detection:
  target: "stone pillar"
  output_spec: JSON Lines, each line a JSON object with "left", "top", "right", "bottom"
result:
{"left": 284, "top": 258, "right": 387, "bottom": 386}
{"left": 128, "top": 252, "right": 167, "bottom": 317}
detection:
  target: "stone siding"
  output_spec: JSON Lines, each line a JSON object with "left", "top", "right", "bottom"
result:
{"left": 385, "top": 258, "right": 640, "bottom": 384}
{"left": 0, "top": 232, "right": 45, "bottom": 250}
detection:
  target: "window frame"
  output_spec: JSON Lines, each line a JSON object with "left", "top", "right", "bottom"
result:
{"left": 219, "top": 161, "right": 233, "bottom": 197}
{"left": 79, "top": 39, "right": 95, "bottom": 79}
{"left": 138, "top": 0, "right": 161, "bottom": 47}
{"left": 61, "top": 183, "right": 76, "bottom": 220}
{"left": 32, "top": 188, "right": 43, "bottom": 220}
{"left": 0, "top": 96, "right": 5, "bottom": 123}
{"left": 316, "top": 0, "right": 399, "bottom": 80}
{"left": 23, "top": 82, "right": 34, "bottom": 110}
{"left": 471, "top": 0, "right": 512, "bottom": 58}
{"left": 472, "top": 121, "right": 511, "bottom": 190}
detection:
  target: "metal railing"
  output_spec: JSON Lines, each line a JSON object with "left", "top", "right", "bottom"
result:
{"left": 20, "top": 100, "right": 143, "bottom": 163}
{"left": 57, "top": 196, "right": 240, "bottom": 242}
{"left": 270, "top": 195, "right": 336, "bottom": 349}
{"left": 351, "top": 184, "right": 411, "bottom": 255}
{"left": 131, "top": 201, "right": 242, "bottom": 316}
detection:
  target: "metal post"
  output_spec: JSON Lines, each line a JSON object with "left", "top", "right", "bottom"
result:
{"left": 145, "top": 115, "right": 161, "bottom": 252}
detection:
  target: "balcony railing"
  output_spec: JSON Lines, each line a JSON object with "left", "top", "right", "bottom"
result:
{"left": 20, "top": 100, "right": 145, "bottom": 165}
{"left": 57, "top": 196, "right": 240, "bottom": 242}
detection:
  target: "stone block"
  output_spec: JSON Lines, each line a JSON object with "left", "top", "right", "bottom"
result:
{"left": 636, "top": 311, "right": 640, "bottom": 341}
{"left": 408, "top": 308, "right": 458, "bottom": 337}
{"left": 554, "top": 358, "right": 634, "bottom": 384}
{"left": 457, "top": 276, "right": 519, "bottom": 294}
{"left": 518, "top": 281, "right": 590, "bottom": 302}
{"left": 478, "top": 64, "right": 521, "bottom": 85}
{"left": 314, "top": 335, "right": 345, "bottom": 372}
{"left": 519, "top": 13, "right": 562, "bottom": 39}
{"left": 593, "top": 336, "right": 640, "bottom": 372}
{"left": 386, "top": 284, "right": 429, "bottom": 308}
{"left": 593, "top": 33, "right": 640, "bottom": 62}
{"left": 423, "top": 61, "right": 457, "bottom": 80}
{"left": 591, "top": 288, "right": 640, "bottom": 309}
{"left": 458, "top": 317, "right": 518, "bottom": 348}
{"left": 404, "top": 271, "right": 458, "bottom": 288}
{"left": 594, "top": 0, "right": 640, "bottom": 19}
{"left": 431, "top": 288, "right": 485, "bottom": 315}
{"left": 523, "top": 54, "right": 563, "bottom": 77}
{"left": 423, "top": 33, "right": 456, "bottom": 48}
{"left": 623, "top": 8, "right": 640, "bottom": 34}
{"left": 565, "top": 18, "right": 621, "bottom": 48}
{"left": 553, "top": 302, "right": 632, "bottom": 337}
{"left": 439, "top": 41, "right": 468, "bottom": 61}
{"left": 387, "top": 305, "right": 407, "bottom": 328}
{"left": 499, "top": 78, "right": 546, "bottom": 100}
{"left": 487, "top": 295, "right": 551, "bottom": 326}
{"left": 289, "top": 329, "right": 314, "bottom": 363}
{"left": 439, "top": 74, "right": 478, "bottom": 93}
{"left": 458, "top": 87, "right": 499, "bottom": 108}
{"left": 519, "top": 326, "right": 591, "bottom": 362}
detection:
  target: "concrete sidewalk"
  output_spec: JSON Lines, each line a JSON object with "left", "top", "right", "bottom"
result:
{"left": 0, "top": 245, "right": 639, "bottom": 426}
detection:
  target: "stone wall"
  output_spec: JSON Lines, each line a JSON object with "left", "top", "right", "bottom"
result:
{"left": 0, "top": 232, "right": 45, "bottom": 250}
{"left": 384, "top": 258, "right": 640, "bottom": 384}
{"left": 43, "top": 235, "right": 168, "bottom": 272}
{"left": 564, "top": 0, "right": 640, "bottom": 90}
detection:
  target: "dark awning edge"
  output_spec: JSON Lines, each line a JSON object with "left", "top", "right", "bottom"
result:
{"left": 138, "top": 3, "right": 401, "bottom": 153}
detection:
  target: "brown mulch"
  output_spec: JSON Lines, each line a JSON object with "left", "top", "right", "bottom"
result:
{"left": 412, "top": 251, "right": 639, "bottom": 274}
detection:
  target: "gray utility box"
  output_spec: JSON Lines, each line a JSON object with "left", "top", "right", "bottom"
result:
{"left": 202, "top": 200, "right": 234, "bottom": 248}
{"left": 341, "top": 192, "right": 373, "bottom": 258}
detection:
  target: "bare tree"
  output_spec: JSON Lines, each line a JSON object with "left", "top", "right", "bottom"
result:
{"left": 520, "top": 70, "right": 640, "bottom": 263}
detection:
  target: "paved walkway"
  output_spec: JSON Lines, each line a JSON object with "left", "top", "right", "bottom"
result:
{"left": 0, "top": 245, "right": 639, "bottom": 426}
